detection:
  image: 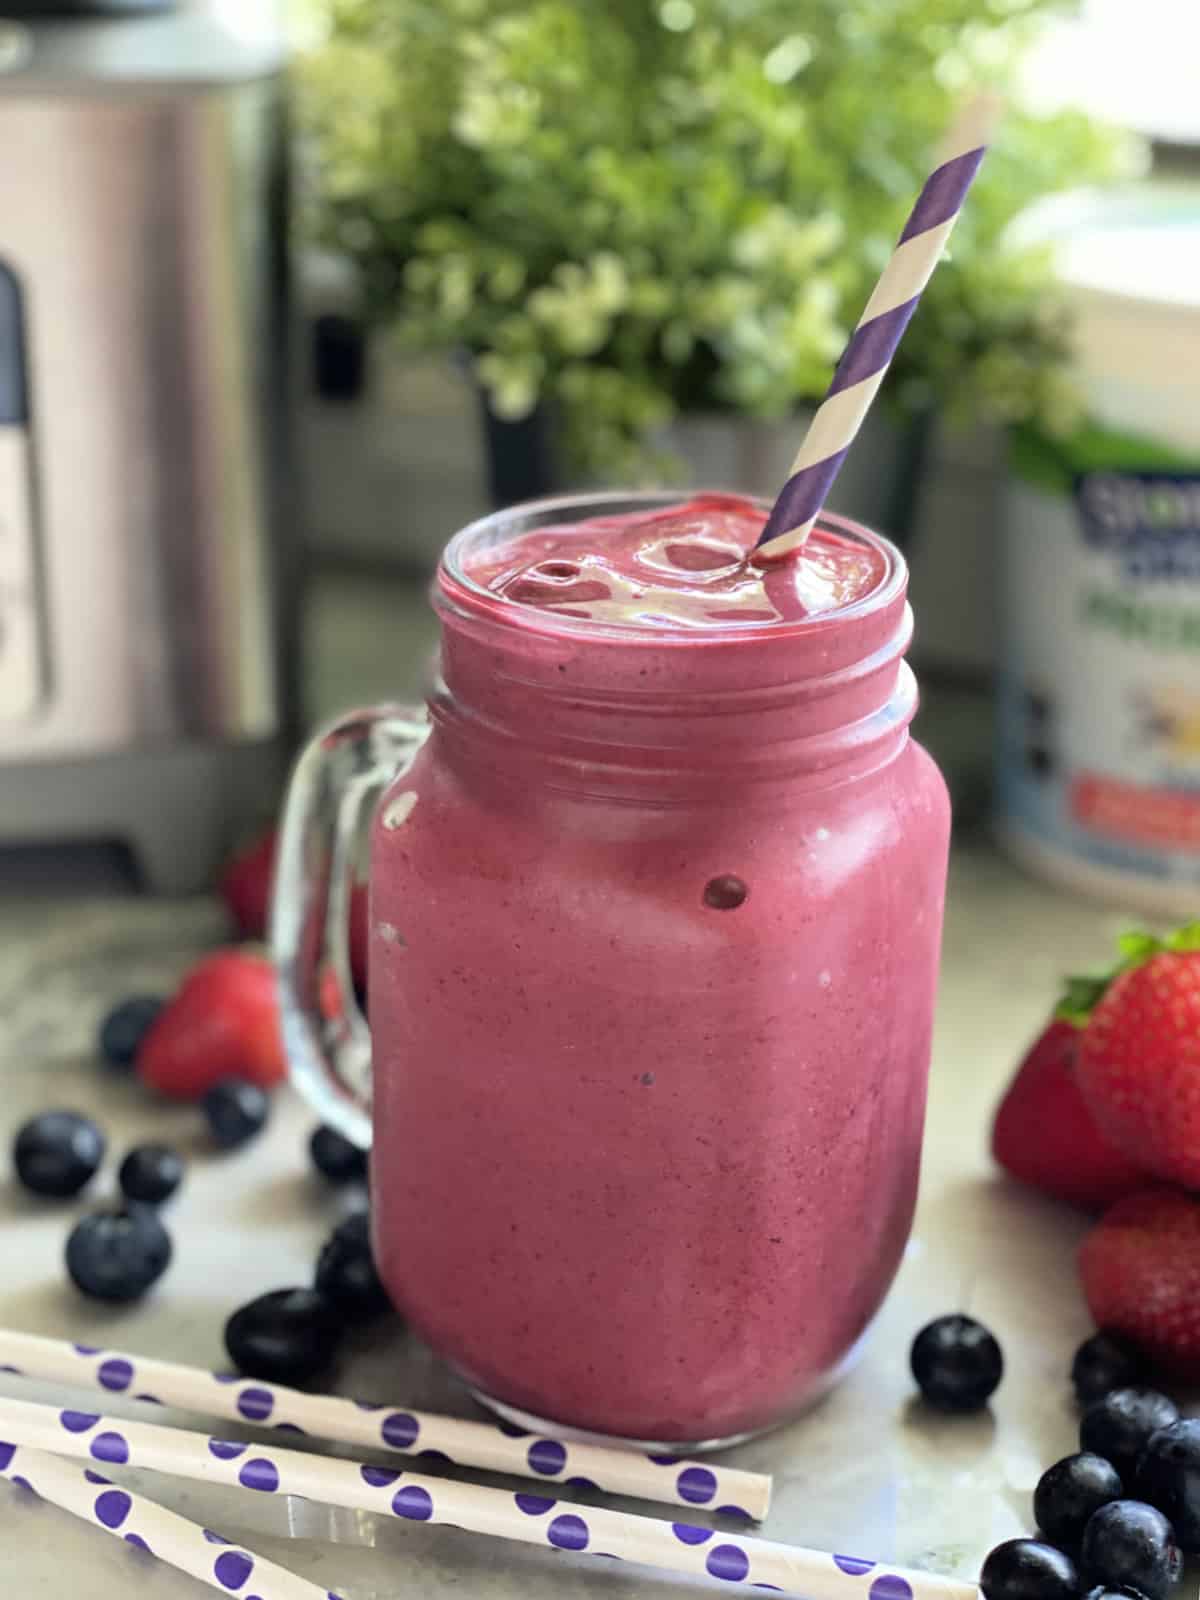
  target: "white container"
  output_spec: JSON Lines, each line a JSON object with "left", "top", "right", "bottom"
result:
{"left": 998, "top": 184, "right": 1200, "bottom": 914}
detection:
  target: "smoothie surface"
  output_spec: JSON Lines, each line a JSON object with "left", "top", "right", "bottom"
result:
{"left": 466, "top": 493, "right": 886, "bottom": 630}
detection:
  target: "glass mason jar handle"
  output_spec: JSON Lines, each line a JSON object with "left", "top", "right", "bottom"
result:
{"left": 271, "top": 704, "right": 430, "bottom": 1148}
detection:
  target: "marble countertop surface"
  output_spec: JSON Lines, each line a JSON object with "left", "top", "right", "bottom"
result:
{"left": 0, "top": 833, "right": 1166, "bottom": 1598}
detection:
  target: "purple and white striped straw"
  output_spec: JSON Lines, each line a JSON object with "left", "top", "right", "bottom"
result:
{"left": 755, "top": 95, "right": 1000, "bottom": 559}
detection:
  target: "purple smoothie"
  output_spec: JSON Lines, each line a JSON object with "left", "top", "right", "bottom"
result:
{"left": 369, "top": 493, "right": 949, "bottom": 1444}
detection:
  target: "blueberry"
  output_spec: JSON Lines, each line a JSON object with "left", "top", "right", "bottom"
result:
{"left": 1072, "top": 1333, "right": 1150, "bottom": 1409}
{"left": 225, "top": 1288, "right": 342, "bottom": 1386}
{"left": 13, "top": 1110, "right": 105, "bottom": 1198}
{"left": 66, "top": 1206, "right": 172, "bottom": 1302}
{"left": 910, "top": 1314, "right": 1004, "bottom": 1412}
{"left": 1134, "top": 1418, "right": 1200, "bottom": 1553}
{"left": 1080, "top": 1500, "right": 1182, "bottom": 1600}
{"left": 203, "top": 1079, "right": 270, "bottom": 1150}
{"left": 97, "top": 996, "right": 164, "bottom": 1070}
{"left": 1081, "top": 1389, "right": 1180, "bottom": 1482}
{"left": 1035, "top": 1454, "right": 1124, "bottom": 1552}
{"left": 309, "top": 1125, "right": 368, "bottom": 1185}
{"left": 980, "top": 1539, "right": 1079, "bottom": 1600}
{"left": 118, "top": 1144, "right": 184, "bottom": 1206}
{"left": 314, "top": 1212, "right": 391, "bottom": 1322}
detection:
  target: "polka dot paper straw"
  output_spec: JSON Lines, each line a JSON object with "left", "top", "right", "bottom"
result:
{"left": 0, "top": 1328, "right": 771, "bottom": 1519}
{"left": 0, "top": 1439, "right": 335, "bottom": 1600}
{"left": 0, "top": 1396, "right": 979, "bottom": 1600}
{"left": 754, "top": 95, "right": 1000, "bottom": 560}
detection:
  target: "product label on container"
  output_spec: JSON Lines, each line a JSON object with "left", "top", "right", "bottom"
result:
{"left": 999, "top": 423, "right": 1200, "bottom": 893}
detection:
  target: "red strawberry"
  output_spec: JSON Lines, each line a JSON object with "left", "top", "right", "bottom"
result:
{"left": 992, "top": 1019, "right": 1148, "bottom": 1211}
{"left": 137, "top": 949, "right": 287, "bottom": 1100}
{"left": 318, "top": 964, "right": 347, "bottom": 1023}
{"left": 1080, "top": 1187, "right": 1200, "bottom": 1377}
{"left": 218, "top": 827, "right": 369, "bottom": 996}
{"left": 349, "top": 881, "right": 368, "bottom": 996}
{"left": 218, "top": 828, "right": 277, "bottom": 941}
{"left": 1073, "top": 926, "right": 1200, "bottom": 1189}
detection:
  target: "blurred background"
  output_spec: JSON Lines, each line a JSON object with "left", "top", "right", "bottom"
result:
{"left": 0, "top": 0, "right": 1197, "bottom": 916}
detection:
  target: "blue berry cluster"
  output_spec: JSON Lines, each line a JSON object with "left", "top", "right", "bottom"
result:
{"left": 978, "top": 1332, "right": 1197, "bottom": 1600}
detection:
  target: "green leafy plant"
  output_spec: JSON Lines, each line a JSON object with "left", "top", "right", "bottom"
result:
{"left": 297, "top": 0, "right": 1134, "bottom": 474}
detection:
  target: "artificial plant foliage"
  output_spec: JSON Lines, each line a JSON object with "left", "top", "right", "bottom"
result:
{"left": 298, "top": 0, "right": 1133, "bottom": 473}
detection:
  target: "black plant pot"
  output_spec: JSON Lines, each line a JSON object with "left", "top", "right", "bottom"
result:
{"left": 475, "top": 380, "right": 932, "bottom": 549}
{"left": 477, "top": 390, "right": 562, "bottom": 508}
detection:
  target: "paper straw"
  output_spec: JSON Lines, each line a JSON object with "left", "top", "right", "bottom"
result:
{"left": 0, "top": 1439, "right": 334, "bottom": 1600}
{"left": 0, "top": 1328, "right": 770, "bottom": 1519}
{"left": 755, "top": 95, "right": 1000, "bottom": 559}
{"left": 0, "top": 1395, "right": 979, "bottom": 1600}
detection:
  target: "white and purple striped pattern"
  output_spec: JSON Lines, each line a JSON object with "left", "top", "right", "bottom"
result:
{"left": 755, "top": 97, "right": 999, "bottom": 559}
{"left": 0, "top": 1396, "right": 980, "bottom": 1600}
{"left": 0, "top": 1438, "right": 333, "bottom": 1600}
{"left": 0, "top": 1328, "right": 770, "bottom": 1519}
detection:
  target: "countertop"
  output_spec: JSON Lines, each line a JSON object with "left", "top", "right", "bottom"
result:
{"left": 0, "top": 567, "right": 1180, "bottom": 1597}
{"left": 0, "top": 833, "right": 1170, "bottom": 1599}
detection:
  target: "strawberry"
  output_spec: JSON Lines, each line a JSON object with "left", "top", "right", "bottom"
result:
{"left": 137, "top": 949, "right": 286, "bottom": 1100}
{"left": 318, "top": 964, "right": 347, "bottom": 1023}
{"left": 218, "top": 828, "right": 369, "bottom": 996}
{"left": 1080, "top": 1187, "right": 1200, "bottom": 1378}
{"left": 1071, "top": 924, "right": 1200, "bottom": 1190}
{"left": 992, "top": 1019, "right": 1148, "bottom": 1212}
{"left": 348, "top": 881, "right": 369, "bottom": 997}
{"left": 218, "top": 828, "right": 277, "bottom": 941}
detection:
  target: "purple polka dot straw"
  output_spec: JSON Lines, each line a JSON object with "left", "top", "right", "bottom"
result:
{"left": 0, "top": 1395, "right": 980, "bottom": 1600}
{"left": 0, "top": 1440, "right": 329, "bottom": 1600}
{"left": 0, "top": 1327, "right": 771, "bottom": 1517}
{"left": 755, "top": 95, "right": 999, "bottom": 560}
